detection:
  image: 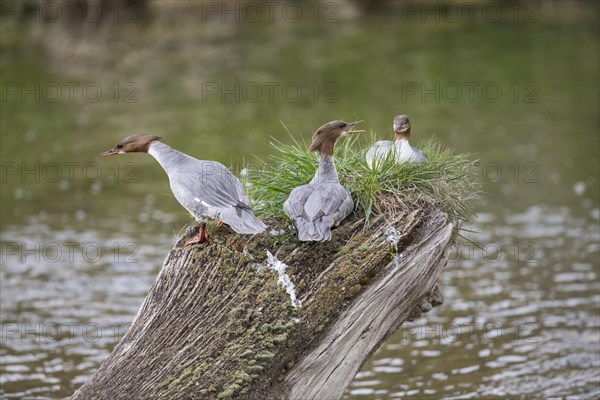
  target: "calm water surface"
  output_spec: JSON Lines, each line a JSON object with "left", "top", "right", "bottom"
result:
{"left": 1, "top": 3, "right": 598, "bottom": 399}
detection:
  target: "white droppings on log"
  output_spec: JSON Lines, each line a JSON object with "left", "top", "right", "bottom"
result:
{"left": 386, "top": 226, "right": 402, "bottom": 251}
{"left": 266, "top": 250, "right": 301, "bottom": 308}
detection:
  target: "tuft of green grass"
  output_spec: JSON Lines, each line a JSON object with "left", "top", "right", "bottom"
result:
{"left": 248, "top": 130, "right": 480, "bottom": 224}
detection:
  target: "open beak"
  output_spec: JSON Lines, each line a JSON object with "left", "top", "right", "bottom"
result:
{"left": 99, "top": 148, "right": 120, "bottom": 157}
{"left": 344, "top": 120, "right": 365, "bottom": 135}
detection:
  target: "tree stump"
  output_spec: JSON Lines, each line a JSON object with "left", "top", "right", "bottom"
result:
{"left": 71, "top": 209, "right": 456, "bottom": 400}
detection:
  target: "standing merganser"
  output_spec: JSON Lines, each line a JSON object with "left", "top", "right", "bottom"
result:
{"left": 99, "top": 134, "right": 266, "bottom": 246}
{"left": 283, "top": 120, "right": 364, "bottom": 241}
{"left": 366, "top": 115, "right": 427, "bottom": 169}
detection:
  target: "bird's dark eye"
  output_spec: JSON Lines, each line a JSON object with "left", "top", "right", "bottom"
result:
{"left": 116, "top": 144, "right": 123, "bottom": 149}
{"left": 339, "top": 122, "right": 346, "bottom": 129}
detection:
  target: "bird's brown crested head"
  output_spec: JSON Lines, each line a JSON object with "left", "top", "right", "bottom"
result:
{"left": 308, "top": 120, "right": 364, "bottom": 155}
{"left": 99, "top": 134, "right": 162, "bottom": 157}
{"left": 393, "top": 115, "right": 411, "bottom": 139}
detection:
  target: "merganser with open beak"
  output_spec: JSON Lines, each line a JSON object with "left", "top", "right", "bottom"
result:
{"left": 366, "top": 115, "right": 427, "bottom": 169}
{"left": 99, "top": 134, "right": 266, "bottom": 246}
{"left": 283, "top": 120, "right": 364, "bottom": 241}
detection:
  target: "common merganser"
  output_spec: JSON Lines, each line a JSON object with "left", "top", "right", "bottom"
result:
{"left": 283, "top": 120, "right": 364, "bottom": 241}
{"left": 366, "top": 115, "right": 427, "bottom": 169}
{"left": 99, "top": 134, "right": 266, "bottom": 246}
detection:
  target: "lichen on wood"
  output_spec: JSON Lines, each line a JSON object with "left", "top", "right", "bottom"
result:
{"left": 71, "top": 208, "right": 456, "bottom": 400}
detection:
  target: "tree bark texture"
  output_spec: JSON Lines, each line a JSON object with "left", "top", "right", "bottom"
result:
{"left": 71, "top": 209, "right": 455, "bottom": 400}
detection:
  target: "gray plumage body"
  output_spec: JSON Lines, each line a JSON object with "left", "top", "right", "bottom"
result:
{"left": 148, "top": 141, "right": 266, "bottom": 234}
{"left": 365, "top": 138, "right": 427, "bottom": 169}
{"left": 283, "top": 154, "right": 353, "bottom": 241}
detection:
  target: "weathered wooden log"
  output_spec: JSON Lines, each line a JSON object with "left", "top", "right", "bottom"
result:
{"left": 71, "top": 209, "right": 456, "bottom": 400}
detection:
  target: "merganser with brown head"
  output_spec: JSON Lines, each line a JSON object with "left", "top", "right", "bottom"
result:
{"left": 283, "top": 120, "right": 364, "bottom": 241}
{"left": 366, "top": 115, "right": 427, "bottom": 169}
{"left": 100, "top": 134, "right": 266, "bottom": 246}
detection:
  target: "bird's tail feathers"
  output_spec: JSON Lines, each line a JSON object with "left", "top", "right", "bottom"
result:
{"left": 295, "top": 219, "right": 332, "bottom": 242}
{"left": 221, "top": 207, "right": 267, "bottom": 234}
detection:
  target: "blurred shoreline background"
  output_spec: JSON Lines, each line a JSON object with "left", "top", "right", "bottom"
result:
{"left": 1, "top": 1, "right": 599, "bottom": 398}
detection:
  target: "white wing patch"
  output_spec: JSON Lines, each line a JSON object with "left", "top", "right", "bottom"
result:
{"left": 193, "top": 197, "right": 213, "bottom": 208}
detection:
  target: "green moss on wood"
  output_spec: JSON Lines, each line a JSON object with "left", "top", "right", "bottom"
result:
{"left": 125, "top": 208, "right": 447, "bottom": 399}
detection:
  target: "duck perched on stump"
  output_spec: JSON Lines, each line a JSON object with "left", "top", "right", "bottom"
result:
{"left": 284, "top": 120, "right": 364, "bottom": 241}
{"left": 100, "top": 134, "right": 266, "bottom": 246}
{"left": 366, "top": 115, "right": 427, "bottom": 169}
